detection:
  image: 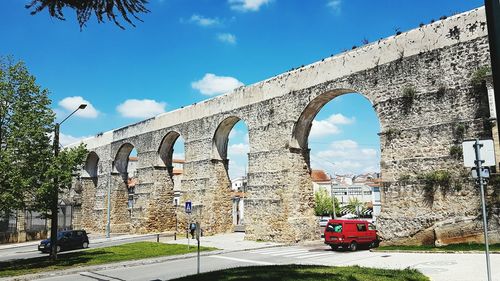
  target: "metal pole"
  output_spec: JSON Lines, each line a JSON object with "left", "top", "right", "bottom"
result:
{"left": 49, "top": 104, "right": 86, "bottom": 259}
{"left": 50, "top": 123, "right": 60, "bottom": 260}
{"left": 330, "top": 178, "right": 336, "bottom": 219}
{"left": 485, "top": 0, "right": 500, "bottom": 140}
{"left": 106, "top": 173, "right": 111, "bottom": 238}
{"left": 196, "top": 222, "right": 200, "bottom": 275}
{"left": 473, "top": 139, "right": 492, "bottom": 281}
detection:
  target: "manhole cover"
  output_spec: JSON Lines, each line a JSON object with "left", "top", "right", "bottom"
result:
{"left": 381, "top": 255, "right": 391, "bottom": 258}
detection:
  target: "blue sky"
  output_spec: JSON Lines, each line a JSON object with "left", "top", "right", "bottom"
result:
{"left": 0, "top": 0, "right": 484, "bottom": 178}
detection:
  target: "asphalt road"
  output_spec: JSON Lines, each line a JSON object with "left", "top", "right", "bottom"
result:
{"left": 33, "top": 244, "right": 500, "bottom": 281}
{"left": 0, "top": 234, "right": 168, "bottom": 262}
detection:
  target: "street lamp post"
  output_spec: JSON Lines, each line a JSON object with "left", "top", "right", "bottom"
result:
{"left": 50, "top": 104, "right": 87, "bottom": 259}
{"left": 330, "top": 177, "right": 337, "bottom": 219}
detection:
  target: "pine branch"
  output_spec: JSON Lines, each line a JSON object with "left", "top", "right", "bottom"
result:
{"left": 25, "top": 0, "right": 150, "bottom": 29}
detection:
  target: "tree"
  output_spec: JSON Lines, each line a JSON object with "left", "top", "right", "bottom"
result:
{"left": 0, "top": 57, "right": 87, "bottom": 217}
{"left": 314, "top": 188, "right": 339, "bottom": 216}
{"left": 346, "top": 197, "right": 365, "bottom": 216}
{"left": 25, "top": 0, "right": 150, "bottom": 29}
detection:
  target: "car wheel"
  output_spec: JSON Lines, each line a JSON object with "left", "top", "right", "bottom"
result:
{"left": 349, "top": 241, "right": 357, "bottom": 252}
{"left": 330, "top": 245, "right": 337, "bottom": 251}
{"left": 56, "top": 245, "right": 61, "bottom": 253}
{"left": 82, "top": 242, "right": 89, "bottom": 249}
{"left": 369, "top": 240, "right": 379, "bottom": 248}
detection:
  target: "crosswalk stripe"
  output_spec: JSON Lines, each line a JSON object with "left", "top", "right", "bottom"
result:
{"left": 250, "top": 248, "right": 302, "bottom": 255}
{"left": 283, "top": 251, "right": 328, "bottom": 257}
{"left": 248, "top": 247, "right": 334, "bottom": 260}
{"left": 289, "top": 252, "right": 333, "bottom": 259}
{"left": 209, "top": 255, "right": 274, "bottom": 265}
{"left": 269, "top": 250, "right": 308, "bottom": 256}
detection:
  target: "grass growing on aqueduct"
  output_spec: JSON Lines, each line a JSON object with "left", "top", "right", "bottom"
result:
{"left": 0, "top": 242, "right": 217, "bottom": 278}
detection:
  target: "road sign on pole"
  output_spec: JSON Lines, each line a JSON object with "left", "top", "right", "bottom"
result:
{"left": 462, "top": 139, "right": 496, "bottom": 167}
{"left": 464, "top": 139, "right": 493, "bottom": 281}
{"left": 185, "top": 201, "right": 192, "bottom": 214}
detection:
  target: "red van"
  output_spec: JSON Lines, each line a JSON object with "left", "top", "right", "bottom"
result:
{"left": 324, "top": 219, "right": 379, "bottom": 251}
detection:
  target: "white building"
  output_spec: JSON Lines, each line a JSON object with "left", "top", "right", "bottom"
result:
{"left": 311, "top": 170, "right": 382, "bottom": 221}
{"left": 231, "top": 177, "right": 246, "bottom": 227}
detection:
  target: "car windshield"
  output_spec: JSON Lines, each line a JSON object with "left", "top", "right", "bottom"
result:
{"left": 326, "top": 223, "right": 342, "bottom": 233}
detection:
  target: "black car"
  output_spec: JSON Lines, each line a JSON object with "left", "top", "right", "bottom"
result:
{"left": 38, "top": 230, "right": 89, "bottom": 253}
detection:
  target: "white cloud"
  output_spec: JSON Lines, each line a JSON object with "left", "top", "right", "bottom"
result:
{"left": 229, "top": 0, "right": 271, "bottom": 12}
{"left": 172, "top": 152, "right": 185, "bottom": 161}
{"left": 330, "top": 139, "right": 358, "bottom": 150}
{"left": 326, "top": 113, "right": 354, "bottom": 125}
{"left": 58, "top": 96, "right": 99, "bottom": 118}
{"left": 191, "top": 73, "right": 244, "bottom": 96}
{"left": 327, "top": 0, "right": 342, "bottom": 13}
{"left": 217, "top": 33, "right": 237, "bottom": 44}
{"left": 312, "top": 139, "right": 380, "bottom": 175}
{"left": 309, "top": 113, "right": 354, "bottom": 139}
{"left": 60, "top": 133, "right": 91, "bottom": 146}
{"left": 189, "top": 14, "right": 220, "bottom": 27}
{"left": 228, "top": 143, "right": 249, "bottom": 156}
{"left": 116, "top": 99, "right": 167, "bottom": 118}
{"left": 310, "top": 120, "right": 341, "bottom": 138}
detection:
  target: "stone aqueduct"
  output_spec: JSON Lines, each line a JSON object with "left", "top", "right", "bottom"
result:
{"left": 71, "top": 7, "right": 500, "bottom": 245}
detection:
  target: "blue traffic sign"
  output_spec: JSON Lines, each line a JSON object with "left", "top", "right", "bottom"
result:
{"left": 185, "top": 201, "right": 192, "bottom": 213}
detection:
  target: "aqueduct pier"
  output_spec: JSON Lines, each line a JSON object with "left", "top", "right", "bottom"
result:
{"left": 71, "top": 7, "right": 499, "bottom": 245}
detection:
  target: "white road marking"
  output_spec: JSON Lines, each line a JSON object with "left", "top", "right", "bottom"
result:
{"left": 269, "top": 250, "right": 308, "bottom": 256}
{"left": 209, "top": 255, "right": 274, "bottom": 265}
{"left": 250, "top": 248, "right": 302, "bottom": 255}
{"left": 289, "top": 252, "right": 333, "bottom": 259}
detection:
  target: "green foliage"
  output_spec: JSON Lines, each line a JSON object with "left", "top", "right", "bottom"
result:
{"left": 398, "top": 174, "right": 411, "bottom": 183}
{"left": 25, "top": 0, "right": 150, "bottom": 30}
{"left": 419, "top": 170, "right": 452, "bottom": 193}
{"left": 449, "top": 145, "right": 463, "bottom": 160}
{"left": 0, "top": 57, "right": 54, "bottom": 214}
{"left": 471, "top": 66, "right": 491, "bottom": 92}
{"left": 0, "top": 56, "right": 87, "bottom": 215}
{"left": 436, "top": 85, "right": 447, "bottom": 98}
{"left": 453, "top": 123, "right": 466, "bottom": 142}
{"left": 314, "top": 188, "right": 338, "bottom": 216}
{"left": 33, "top": 144, "right": 88, "bottom": 213}
{"left": 345, "top": 197, "right": 365, "bottom": 215}
{"left": 0, "top": 242, "right": 217, "bottom": 278}
{"left": 401, "top": 86, "right": 416, "bottom": 112}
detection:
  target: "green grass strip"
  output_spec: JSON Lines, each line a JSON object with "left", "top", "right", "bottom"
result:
{"left": 171, "top": 264, "right": 429, "bottom": 281}
{"left": 377, "top": 243, "right": 500, "bottom": 252}
{"left": 0, "top": 242, "right": 217, "bottom": 278}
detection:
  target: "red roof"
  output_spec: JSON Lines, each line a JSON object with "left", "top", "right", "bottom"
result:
{"left": 311, "top": 170, "right": 331, "bottom": 182}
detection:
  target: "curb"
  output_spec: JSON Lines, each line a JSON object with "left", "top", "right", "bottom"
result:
{"left": 370, "top": 249, "right": 500, "bottom": 254}
{"left": 0, "top": 232, "right": 173, "bottom": 251}
{"left": 0, "top": 243, "right": 286, "bottom": 281}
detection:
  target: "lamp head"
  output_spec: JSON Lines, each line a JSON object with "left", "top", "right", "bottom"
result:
{"left": 79, "top": 104, "right": 87, "bottom": 109}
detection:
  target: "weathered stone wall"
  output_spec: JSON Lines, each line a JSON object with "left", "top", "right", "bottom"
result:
{"left": 68, "top": 7, "right": 500, "bottom": 244}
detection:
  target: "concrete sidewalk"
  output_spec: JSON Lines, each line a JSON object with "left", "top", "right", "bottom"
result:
{"left": 0, "top": 232, "right": 171, "bottom": 250}
{"left": 166, "top": 232, "right": 282, "bottom": 252}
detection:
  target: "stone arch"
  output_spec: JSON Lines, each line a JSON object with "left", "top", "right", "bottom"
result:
{"left": 77, "top": 151, "right": 100, "bottom": 231}
{"left": 83, "top": 151, "right": 99, "bottom": 178}
{"left": 290, "top": 89, "right": 375, "bottom": 152}
{"left": 212, "top": 116, "right": 244, "bottom": 161}
{"left": 157, "top": 131, "right": 182, "bottom": 178}
{"left": 113, "top": 143, "right": 135, "bottom": 176}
